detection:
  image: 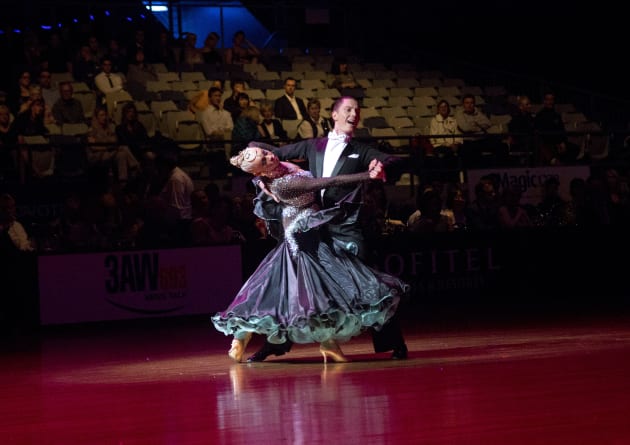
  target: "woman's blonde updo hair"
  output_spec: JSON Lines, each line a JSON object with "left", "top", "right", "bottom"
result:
{"left": 230, "top": 147, "right": 259, "bottom": 174}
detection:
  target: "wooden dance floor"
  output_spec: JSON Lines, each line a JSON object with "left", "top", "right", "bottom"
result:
{"left": 2, "top": 306, "right": 630, "bottom": 444}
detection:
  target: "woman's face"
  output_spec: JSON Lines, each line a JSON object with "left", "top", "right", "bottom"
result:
{"left": 438, "top": 102, "right": 449, "bottom": 117}
{"left": 96, "top": 109, "right": 108, "bottom": 124}
{"left": 244, "top": 147, "right": 279, "bottom": 175}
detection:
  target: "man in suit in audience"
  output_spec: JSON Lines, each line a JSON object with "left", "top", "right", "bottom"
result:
{"left": 273, "top": 77, "right": 308, "bottom": 121}
{"left": 246, "top": 95, "right": 409, "bottom": 362}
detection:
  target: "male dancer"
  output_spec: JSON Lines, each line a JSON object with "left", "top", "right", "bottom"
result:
{"left": 247, "top": 96, "right": 408, "bottom": 362}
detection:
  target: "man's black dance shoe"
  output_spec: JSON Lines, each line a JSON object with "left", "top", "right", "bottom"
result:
{"left": 246, "top": 342, "right": 290, "bottom": 362}
{"left": 391, "top": 344, "right": 408, "bottom": 360}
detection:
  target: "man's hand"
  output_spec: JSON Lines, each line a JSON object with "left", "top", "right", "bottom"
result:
{"left": 368, "top": 159, "right": 386, "bottom": 182}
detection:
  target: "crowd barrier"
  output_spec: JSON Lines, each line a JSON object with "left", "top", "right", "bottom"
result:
{"left": 23, "top": 227, "right": 630, "bottom": 326}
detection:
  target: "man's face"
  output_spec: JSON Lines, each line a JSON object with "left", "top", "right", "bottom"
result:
{"left": 308, "top": 104, "right": 320, "bottom": 120}
{"left": 284, "top": 80, "right": 297, "bottom": 96}
{"left": 60, "top": 85, "right": 73, "bottom": 99}
{"left": 331, "top": 98, "right": 359, "bottom": 134}
{"left": 210, "top": 91, "right": 223, "bottom": 106}
{"left": 462, "top": 97, "right": 475, "bottom": 114}
{"left": 39, "top": 72, "right": 52, "bottom": 88}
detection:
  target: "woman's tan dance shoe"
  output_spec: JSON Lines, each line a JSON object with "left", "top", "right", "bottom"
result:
{"left": 228, "top": 332, "right": 253, "bottom": 362}
{"left": 319, "top": 339, "right": 350, "bottom": 364}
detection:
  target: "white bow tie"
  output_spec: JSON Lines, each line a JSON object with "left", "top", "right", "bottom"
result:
{"left": 328, "top": 132, "right": 350, "bottom": 142}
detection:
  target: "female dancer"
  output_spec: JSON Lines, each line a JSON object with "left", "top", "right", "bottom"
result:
{"left": 211, "top": 146, "right": 408, "bottom": 363}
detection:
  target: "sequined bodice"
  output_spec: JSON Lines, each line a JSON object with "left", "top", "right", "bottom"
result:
{"left": 268, "top": 170, "right": 317, "bottom": 208}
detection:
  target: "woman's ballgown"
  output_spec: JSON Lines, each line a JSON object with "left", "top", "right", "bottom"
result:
{"left": 211, "top": 169, "right": 409, "bottom": 345}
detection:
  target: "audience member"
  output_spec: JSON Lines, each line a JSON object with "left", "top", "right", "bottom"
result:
{"left": 125, "top": 49, "right": 158, "bottom": 99}
{"left": 258, "top": 100, "right": 288, "bottom": 144}
{"left": 198, "top": 86, "right": 234, "bottom": 141}
{"left": 297, "top": 98, "right": 332, "bottom": 139}
{"left": 181, "top": 32, "right": 204, "bottom": 68}
{"left": 534, "top": 91, "right": 579, "bottom": 165}
{"left": 222, "top": 79, "right": 247, "bottom": 119}
{"left": 6, "top": 70, "right": 33, "bottom": 116}
{"left": 152, "top": 30, "right": 178, "bottom": 69}
{"left": 224, "top": 30, "right": 260, "bottom": 65}
{"left": 94, "top": 56, "right": 126, "bottom": 105}
{"left": 407, "top": 187, "right": 451, "bottom": 233}
{"left": 153, "top": 151, "right": 195, "bottom": 246}
{"left": 9, "top": 98, "right": 52, "bottom": 182}
{"left": 507, "top": 95, "right": 536, "bottom": 158}
{"left": 72, "top": 45, "right": 100, "bottom": 90}
{"left": 0, "top": 104, "right": 17, "bottom": 179}
{"left": 41, "top": 31, "right": 72, "bottom": 74}
{"left": 20, "top": 85, "right": 55, "bottom": 125}
{"left": 429, "top": 99, "right": 462, "bottom": 158}
{"left": 329, "top": 57, "right": 364, "bottom": 100}
{"left": 231, "top": 105, "right": 263, "bottom": 156}
{"left": 201, "top": 31, "right": 223, "bottom": 66}
{"left": 535, "top": 176, "right": 567, "bottom": 227}
{"left": 51, "top": 81, "right": 85, "bottom": 125}
{"left": 104, "top": 38, "right": 128, "bottom": 74}
{"left": 86, "top": 105, "right": 140, "bottom": 183}
{"left": 467, "top": 175, "right": 501, "bottom": 231}
{"left": 115, "top": 102, "right": 151, "bottom": 160}
{"left": 274, "top": 77, "right": 307, "bottom": 120}
{"left": 37, "top": 70, "right": 60, "bottom": 107}
{"left": 455, "top": 94, "right": 507, "bottom": 167}
{"left": 497, "top": 185, "right": 532, "bottom": 229}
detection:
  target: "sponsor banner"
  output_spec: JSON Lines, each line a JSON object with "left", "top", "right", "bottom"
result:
{"left": 38, "top": 246, "right": 243, "bottom": 325}
{"left": 467, "top": 165, "right": 591, "bottom": 205}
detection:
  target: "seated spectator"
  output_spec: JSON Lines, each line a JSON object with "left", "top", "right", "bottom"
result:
{"left": 507, "top": 95, "right": 536, "bottom": 157}
{"left": 534, "top": 91, "right": 579, "bottom": 165}
{"left": 0, "top": 104, "right": 18, "bottom": 180}
{"left": 274, "top": 77, "right": 307, "bottom": 120}
{"left": 115, "top": 102, "right": 151, "bottom": 161}
{"left": 197, "top": 86, "right": 234, "bottom": 141}
{"left": 0, "top": 193, "right": 34, "bottom": 252}
{"left": 126, "top": 49, "right": 158, "bottom": 99}
{"left": 37, "top": 70, "right": 60, "bottom": 108}
{"left": 297, "top": 98, "right": 333, "bottom": 140}
{"left": 222, "top": 79, "right": 247, "bottom": 119}
{"left": 429, "top": 99, "right": 462, "bottom": 158}
{"left": 86, "top": 106, "right": 140, "bottom": 183}
{"left": 455, "top": 94, "right": 508, "bottom": 167}
{"left": 231, "top": 105, "right": 263, "bottom": 156}
{"left": 407, "top": 188, "right": 451, "bottom": 233}
{"left": 9, "top": 98, "right": 52, "bottom": 182}
{"left": 20, "top": 85, "right": 55, "bottom": 125}
{"left": 224, "top": 30, "right": 260, "bottom": 65}
{"left": 51, "top": 81, "right": 85, "bottom": 125}
{"left": 6, "top": 70, "right": 33, "bottom": 116}
{"left": 181, "top": 32, "right": 204, "bottom": 68}
{"left": 94, "top": 56, "right": 127, "bottom": 106}
{"left": 72, "top": 45, "right": 100, "bottom": 90}
{"left": 497, "top": 185, "right": 532, "bottom": 229}
{"left": 329, "top": 57, "right": 362, "bottom": 90}
{"left": 190, "top": 190, "right": 244, "bottom": 245}
{"left": 258, "top": 100, "right": 288, "bottom": 145}
{"left": 329, "top": 57, "right": 365, "bottom": 101}
{"left": 201, "top": 31, "right": 223, "bottom": 66}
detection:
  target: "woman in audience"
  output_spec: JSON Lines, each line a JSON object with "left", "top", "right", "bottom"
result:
{"left": 87, "top": 106, "right": 140, "bottom": 183}
{"left": 231, "top": 104, "right": 263, "bottom": 156}
{"left": 115, "top": 102, "right": 152, "bottom": 161}
{"left": 224, "top": 30, "right": 260, "bottom": 65}
{"left": 9, "top": 98, "right": 51, "bottom": 183}
{"left": 429, "top": 100, "right": 462, "bottom": 159}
